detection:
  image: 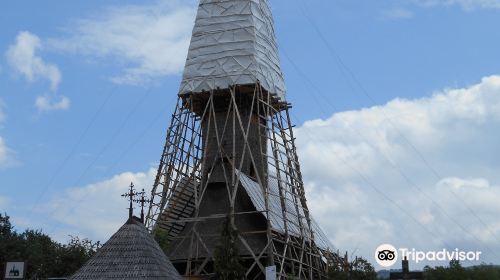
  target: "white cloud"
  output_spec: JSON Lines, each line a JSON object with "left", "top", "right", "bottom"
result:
{"left": 0, "top": 102, "right": 15, "bottom": 168}
{"left": 297, "top": 75, "right": 500, "bottom": 268}
{"left": 43, "top": 168, "right": 155, "bottom": 242}
{"left": 0, "top": 100, "right": 5, "bottom": 124}
{"left": 6, "top": 31, "right": 62, "bottom": 91}
{"left": 5, "top": 31, "right": 69, "bottom": 114}
{"left": 437, "top": 177, "right": 490, "bottom": 190}
{"left": 48, "top": 0, "right": 196, "bottom": 85}
{"left": 0, "top": 196, "right": 9, "bottom": 209}
{"left": 0, "top": 137, "right": 15, "bottom": 168}
{"left": 35, "top": 95, "right": 71, "bottom": 112}
{"left": 414, "top": 0, "right": 500, "bottom": 10}
{"left": 380, "top": 7, "right": 415, "bottom": 20}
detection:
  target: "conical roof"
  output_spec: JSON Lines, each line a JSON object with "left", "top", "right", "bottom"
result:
{"left": 69, "top": 218, "right": 182, "bottom": 280}
{"left": 180, "top": 0, "right": 286, "bottom": 100}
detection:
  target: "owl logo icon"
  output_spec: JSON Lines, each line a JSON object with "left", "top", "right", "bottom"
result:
{"left": 375, "top": 244, "right": 398, "bottom": 267}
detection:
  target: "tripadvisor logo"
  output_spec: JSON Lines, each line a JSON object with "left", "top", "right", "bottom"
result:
{"left": 375, "top": 244, "right": 398, "bottom": 267}
{"left": 375, "top": 244, "right": 482, "bottom": 267}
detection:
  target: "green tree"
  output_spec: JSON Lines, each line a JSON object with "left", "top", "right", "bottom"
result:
{"left": 448, "top": 259, "right": 467, "bottom": 280}
{"left": 21, "top": 229, "right": 60, "bottom": 278}
{"left": 469, "top": 264, "right": 500, "bottom": 280}
{"left": 327, "top": 252, "right": 377, "bottom": 280}
{"left": 0, "top": 213, "right": 21, "bottom": 276}
{"left": 0, "top": 213, "right": 100, "bottom": 279}
{"left": 0, "top": 213, "right": 13, "bottom": 236}
{"left": 349, "top": 257, "right": 377, "bottom": 280}
{"left": 153, "top": 227, "right": 170, "bottom": 254}
{"left": 53, "top": 236, "right": 101, "bottom": 277}
{"left": 213, "top": 217, "right": 245, "bottom": 280}
{"left": 424, "top": 264, "right": 454, "bottom": 280}
{"left": 424, "top": 260, "right": 500, "bottom": 280}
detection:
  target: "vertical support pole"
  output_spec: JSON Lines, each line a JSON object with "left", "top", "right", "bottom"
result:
{"left": 262, "top": 88, "right": 275, "bottom": 268}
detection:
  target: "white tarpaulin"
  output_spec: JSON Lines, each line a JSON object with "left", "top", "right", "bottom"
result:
{"left": 180, "top": 0, "right": 286, "bottom": 100}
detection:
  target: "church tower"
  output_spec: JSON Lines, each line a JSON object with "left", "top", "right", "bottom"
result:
{"left": 146, "top": 0, "right": 334, "bottom": 278}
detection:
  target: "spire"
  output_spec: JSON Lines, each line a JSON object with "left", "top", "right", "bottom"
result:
{"left": 180, "top": 0, "right": 286, "bottom": 100}
{"left": 121, "top": 182, "right": 138, "bottom": 219}
{"left": 133, "top": 188, "right": 151, "bottom": 223}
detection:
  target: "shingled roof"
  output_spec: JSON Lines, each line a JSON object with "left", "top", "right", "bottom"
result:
{"left": 69, "top": 217, "right": 182, "bottom": 280}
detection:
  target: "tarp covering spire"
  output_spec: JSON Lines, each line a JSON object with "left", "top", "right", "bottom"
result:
{"left": 180, "top": 0, "right": 286, "bottom": 100}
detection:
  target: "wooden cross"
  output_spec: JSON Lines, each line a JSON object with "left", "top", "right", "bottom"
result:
{"left": 121, "top": 182, "right": 139, "bottom": 219}
{"left": 134, "top": 188, "right": 152, "bottom": 223}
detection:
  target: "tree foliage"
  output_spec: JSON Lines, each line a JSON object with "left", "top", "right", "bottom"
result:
{"left": 153, "top": 227, "right": 170, "bottom": 255}
{"left": 213, "top": 217, "right": 245, "bottom": 280}
{"left": 424, "top": 260, "right": 500, "bottom": 280}
{"left": 327, "top": 252, "right": 378, "bottom": 280}
{"left": 0, "top": 213, "right": 100, "bottom": 279}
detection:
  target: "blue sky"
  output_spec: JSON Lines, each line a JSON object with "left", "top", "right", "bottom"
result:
{"left": 2, "top": 0, "right": 500, "bottom": 270}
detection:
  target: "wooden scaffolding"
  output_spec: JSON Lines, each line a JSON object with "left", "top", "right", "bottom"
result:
{"left": 145, "top": 84, "right": 335, "bottom": 279}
